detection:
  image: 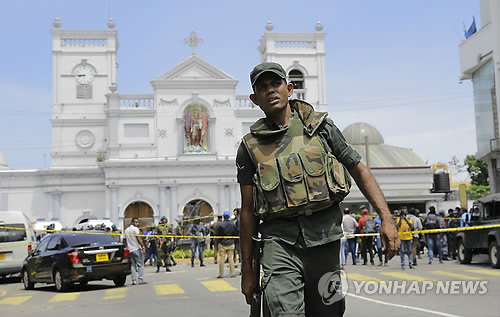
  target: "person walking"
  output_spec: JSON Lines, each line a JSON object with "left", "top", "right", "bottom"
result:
{"left": 423, "top": 206, "right": 443, "bottom": 264}
{"left": 238, "top": 62, "right": 400, "bottom": 317}
{"left": 143, "top": 225, "right": 157, "bottom": 267}
{"left": 123, "top": 217, "right": 146, "bottom": 285}
{"left": 373, "top": 215, "right": 388, "bottom": 266}
{"left": 358, "top": 206, "right": 376, "bottom": 265}
{"left": 156, "top": 216, "right": 174, "bottom": 272}
{"left": 215, "top": 211, "right": 238, "bottom": 278}
{"left": 407, "top": 207, "right": 422, "bottom": 266}
{"left": 397, "top": 208, "right": 414, "bottom": 270}
{"left": 209, "top": 215, "right": 222, "bottom": 264}
{"left": 188, "top": 217, "right": 207, "bottom": 267}
{"left": 342, "top": 208, "right": 359, "bottom": 265}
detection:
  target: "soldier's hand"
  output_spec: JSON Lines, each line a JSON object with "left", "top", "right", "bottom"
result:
{"left": 380, "top": 216, "right": 400, "bottom": 260}
{"left": 241, "top": 264, "right": 257, "bottom": 305}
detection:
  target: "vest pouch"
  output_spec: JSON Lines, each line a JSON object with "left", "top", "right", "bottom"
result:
{"left": 326, "top": 152, "right": 351, "bottom": 202}
{"left": 252, "top": 174, "right": 269, "bottom": 219}
{"left": 278, "top": 153, "right": 308, "bottom": 208}
{"left": 257, "top": 159, "right": 287, "bottom": 215}
{"left": 299, "top": 150, "right": 329, "bottom": 202}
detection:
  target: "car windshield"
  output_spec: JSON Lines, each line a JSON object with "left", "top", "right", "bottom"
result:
{"left": 0, "top": 223, "right": 27, "bottom": 243}
{"left": 64, "top": 232, "right": 119, "bottom": 247}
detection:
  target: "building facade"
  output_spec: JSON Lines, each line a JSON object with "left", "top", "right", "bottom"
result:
{"left": 459, "top": 0, "right": 500, "bottom": 193}
{"left": 0, "top": 20, "right": 440, "bottom": 229}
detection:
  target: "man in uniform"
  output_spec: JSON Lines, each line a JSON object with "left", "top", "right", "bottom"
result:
{"left": 238, "top": 62, "right": 400, "bottom": 317}
{"left": 156, "top": 216, "right": 174, "bottom": 272}
{"left": 209, "top": 215, "right": 223, "bottom": 264}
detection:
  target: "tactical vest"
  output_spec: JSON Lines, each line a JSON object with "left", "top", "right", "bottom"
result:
{"left": 242, "top": 100, "right": 351, "bottom": 220}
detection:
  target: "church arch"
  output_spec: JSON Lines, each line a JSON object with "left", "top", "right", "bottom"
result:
{"left": 122, "top": 200, "right": 157, "bottom": 231}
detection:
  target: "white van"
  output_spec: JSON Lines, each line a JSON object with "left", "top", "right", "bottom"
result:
{"left": 0, "top": 211, "right": 36, "bottom": 277}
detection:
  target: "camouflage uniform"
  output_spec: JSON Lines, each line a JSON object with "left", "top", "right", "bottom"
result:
{"left": 237, "top": 100, "right": 362, "bottom": 317}
{"left": 156, "top": 223, "right": 174, "bottom": 272}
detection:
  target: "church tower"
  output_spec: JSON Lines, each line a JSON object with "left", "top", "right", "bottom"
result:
{"left": 50, "top": 18, "right": 118, "bottom": 167}
{"left": 258, "top": 21, "right": 327, "bottom": 112}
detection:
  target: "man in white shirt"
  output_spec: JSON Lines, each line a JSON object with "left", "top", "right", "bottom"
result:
{"left": 342, "top": 208, "right": 359, "bottom": 265}
{"left": 123, "top": 217, "right": 146, "bottom": 285}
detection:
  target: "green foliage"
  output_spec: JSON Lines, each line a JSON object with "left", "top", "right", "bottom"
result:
{"left": 467, "top": 184, "right": 490, "bottom": 200}
{"left": 172, "top": 249, "right": 192, "bottom": 259}
{"left": 203, "top": 249, "right": 214, "bottom": 258}
{"left": 464, "top": 154, "right": 489, "bottom": 186}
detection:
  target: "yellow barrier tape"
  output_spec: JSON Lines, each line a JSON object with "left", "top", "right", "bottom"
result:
{"left": 3, "top": 223, "right": 499, "bottom": 246}
{"left": 0, "top": 226, "right": 239, "bottom": 240}
{"left": 0, "top": 242, "right": 36, "bottom": 250}
{"left": 344, "top": 223, "right": 500, "bottom": 238}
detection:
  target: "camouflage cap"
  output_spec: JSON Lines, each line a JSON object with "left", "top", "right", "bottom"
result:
{"left": 250, "top": 62, "right": 286, "bottom": 86}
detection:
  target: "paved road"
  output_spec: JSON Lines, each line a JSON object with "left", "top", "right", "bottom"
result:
{"left": 0, "top": 256, "right": 499, "bottom": 317}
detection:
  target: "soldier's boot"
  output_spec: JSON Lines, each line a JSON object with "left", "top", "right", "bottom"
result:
{"left": 200, "top": 261, "right": 205, "bottom": 267}
{"left": 166, "top": 265, "right": 171, "bottom": 272}
{"left": 191, "top": 259, "right": 195, "bottom": 268}
{"left": 156, "top": 264, "right": 160, "bottom": 273}
{"left": 172, "top": 258, "right": 177, "bottom": 266}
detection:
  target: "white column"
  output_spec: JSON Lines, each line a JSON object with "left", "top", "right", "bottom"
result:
{"left": 159, "top": 185, "right": 167, "bottom": 221}
{"left": 230, "top": 184, "right": 237, "bottom": 210}
{"left": 218, "top": 184, "right": 225, "bottom": 214}
{"left": 169, "top": 185, "right": 177, "bottom": 222}
{"left": 109, "top": 185, "right": 119, "bottom": 225}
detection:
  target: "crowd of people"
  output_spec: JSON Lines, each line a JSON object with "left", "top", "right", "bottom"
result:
{"left": 119, "top": 209, "right": 242, "bottom": 284}
{"left": 341, "top": 205, "right": 473, "bottom": 270}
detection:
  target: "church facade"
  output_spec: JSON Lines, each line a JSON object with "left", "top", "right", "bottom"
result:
{"left": 0, "top": 20, "right": 442, "bottom": 229}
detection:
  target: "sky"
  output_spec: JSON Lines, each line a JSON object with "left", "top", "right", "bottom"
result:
{"left": 0, "top": 0, "right": 480, "bottom": 181}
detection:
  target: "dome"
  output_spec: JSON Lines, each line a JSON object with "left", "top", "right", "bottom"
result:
{"left": 342, "top": 122, "right": 384, "bottom": 145}
{"left": 0, "top": 152, "right": 8, "bottom": 169}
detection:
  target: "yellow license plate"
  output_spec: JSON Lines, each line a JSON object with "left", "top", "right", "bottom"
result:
{"left": 96, "top": 253, "right": 109, "bottom": 262}
{"left": 0, "top": 254, "right": 5, "bottom": 260}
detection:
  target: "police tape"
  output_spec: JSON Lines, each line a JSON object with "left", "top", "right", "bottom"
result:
{"left": 0, "top": 242, "right": 35, "bottom": 250}
{"left": 345, "top": 223, "right": 500, "bottom": 238}
{"left": 0, "top": 226, "right": 239, "bottom": 241}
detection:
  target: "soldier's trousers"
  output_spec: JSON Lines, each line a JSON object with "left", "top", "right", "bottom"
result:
{"left": 158, "top": 247, "right": 172, "bottom": 266}
{"left": 261, "top": 235, "right": 345, "bottom": 317}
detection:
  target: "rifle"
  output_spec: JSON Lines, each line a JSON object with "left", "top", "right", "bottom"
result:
{"left": 250, "top": 236, "right": 262, "bottom": 317}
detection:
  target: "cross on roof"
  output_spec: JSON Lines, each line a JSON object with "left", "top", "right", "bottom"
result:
{"left": 184, "top": 32, "right": 203, "bottom": 55}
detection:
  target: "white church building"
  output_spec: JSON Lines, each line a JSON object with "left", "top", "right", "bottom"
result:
{"left": 0, "top": 19, "right": 443, "bottom": 229}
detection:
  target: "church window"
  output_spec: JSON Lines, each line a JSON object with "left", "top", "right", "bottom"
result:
{"left": 183, "top": 104, "right": 209, "bottom": 153}
{"left": 289, "top": 69, "right": 305, "bottom": 100}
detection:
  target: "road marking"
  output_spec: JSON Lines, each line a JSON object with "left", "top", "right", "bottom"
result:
{"left": 154, "top": 283, "right": 185, "bottom": 295}
{"left": 49, "top": 293, "right": 80, "bottom": 302}
{"left": 104, "top": 288, "right": 127, "bottom": 300}
{"left": 201, "top": 280, "right": 237, "bottom": 292}
{"left": 380, "top": 272, "right": 437, "bottom": 282}
{"left": 347, "top": 293, "right": 463, "bottom": 317}
{"left": 0, "top": 290, "right": 6, "bottom": 297}
{"left": 464, "top": 269, "right": 500, "bottom": 277}
{"left": 429, "top": 271, "right": 482, "bottom": 280}
{"left": 197, "top": 277, "right": 211, "bottom": 280}
{"left": 0, "top": 296, "right": 32, "bottom": 306}
{"left": 346, "top": 273, "right": 385, "bottom": 283}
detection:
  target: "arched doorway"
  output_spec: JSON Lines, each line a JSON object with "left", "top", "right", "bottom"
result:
{"left": 123, "top": 201, "right": 154, "bottom": 231}
{"left": 180, "top": 199, "right": 213, "bottom": 235}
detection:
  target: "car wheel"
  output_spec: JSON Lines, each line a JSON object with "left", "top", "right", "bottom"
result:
{"left": 489, "top": 241, "right": 500, "bottom": 269}
{"left": 54, "top": 269, "right": 69, "bottom": 292}
{"left": 79, "top": 279, "right": 88, "bottom": 288}
{"left": 113, "top": 275, "right": 127, "bottom": 287}
{"left": 22, "top": 269, "right": 35, "bottom": 290}
{"left": 458, "top": 239, "right": 472, "bottom": 264}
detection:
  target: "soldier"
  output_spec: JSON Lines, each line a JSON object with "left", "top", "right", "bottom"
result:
{"left": 238, "top": 62, "right": 400, "bottom": 316}
{"left": 156, "top": 216, "right": 174, "bottom": 272}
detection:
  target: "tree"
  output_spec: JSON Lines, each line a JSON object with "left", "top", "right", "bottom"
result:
{"left": 464, "top": 154, "right": 489, "bottom": 186}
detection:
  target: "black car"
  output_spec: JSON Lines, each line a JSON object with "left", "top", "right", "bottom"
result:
{"left": 21, "top": 231, "right": 131, "bottom": 291}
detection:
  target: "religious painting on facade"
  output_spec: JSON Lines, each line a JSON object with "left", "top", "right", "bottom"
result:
{"left": 184, "top": 104, "right": 209, "bottom": 153}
